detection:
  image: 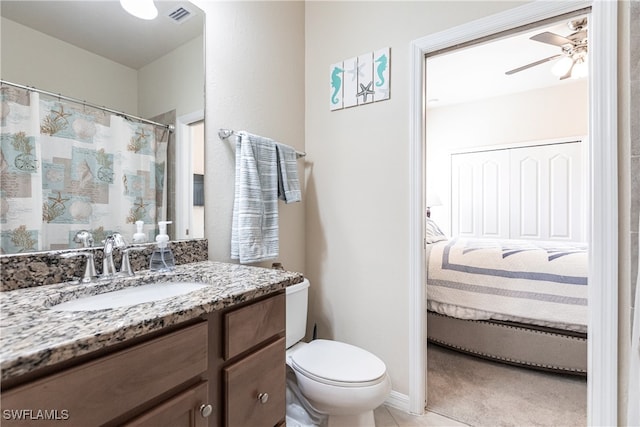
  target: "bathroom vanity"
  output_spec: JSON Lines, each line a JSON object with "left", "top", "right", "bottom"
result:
{"left": 0, "top": 261, "right": 300, "bottom": 427}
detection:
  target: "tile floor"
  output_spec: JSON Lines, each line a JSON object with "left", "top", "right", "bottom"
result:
{"left": 374, "top": 405, "right": 469, "bottom": 427}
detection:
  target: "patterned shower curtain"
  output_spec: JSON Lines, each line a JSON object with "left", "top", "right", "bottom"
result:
{"left": 0, "top": 86, "right": 169, "bottom": 254}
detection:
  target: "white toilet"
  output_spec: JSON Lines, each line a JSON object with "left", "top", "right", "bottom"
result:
{"left": 286, "top": 279, "right": 391, "bottom": 427}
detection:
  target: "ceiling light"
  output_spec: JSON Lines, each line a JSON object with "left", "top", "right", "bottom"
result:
{"left": 571, "top": 57, "right": 588, "bottom": 79}
{"left": 120, "top": 0, "right": 158, "bottom": 20}
{"left": 551, "top": 56, "right": 574, "bottom": 77}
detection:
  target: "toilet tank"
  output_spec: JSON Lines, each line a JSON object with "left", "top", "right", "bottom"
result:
{"left": 286, "top": 278, "right": 309, "bottom": 348}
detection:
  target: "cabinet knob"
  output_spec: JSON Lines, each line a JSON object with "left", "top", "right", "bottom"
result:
{"left": 257, "top": 392, "right": 269, "bottom": 404}
{"left": 199, "top": 404, "right": 213, "bottom": 418}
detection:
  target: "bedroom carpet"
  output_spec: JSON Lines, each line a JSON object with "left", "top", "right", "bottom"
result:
{"left": 427, "top": 343, "right": 587, "bottom": 427}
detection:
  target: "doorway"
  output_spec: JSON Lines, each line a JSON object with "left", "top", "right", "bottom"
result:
{"left": 408, "top": 1, "right": 618, "bottom": 424}
{"left": 423, "top": 14, "right": 588, "bottom": 426}
{"left": 175, "top": 112, "right": 205, "bottom": 240}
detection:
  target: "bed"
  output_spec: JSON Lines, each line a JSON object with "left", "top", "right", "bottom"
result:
{"left": 425, "top": 220, "right": 588, "bottom": 375}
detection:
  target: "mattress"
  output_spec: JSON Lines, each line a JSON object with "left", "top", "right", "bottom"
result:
{"left": 426, "top": 238, "right": 588, "bottom": 333}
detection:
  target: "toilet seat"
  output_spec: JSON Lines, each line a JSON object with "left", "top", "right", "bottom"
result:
{"left": 290, "top": 339, "right": 387, "bottom": 387}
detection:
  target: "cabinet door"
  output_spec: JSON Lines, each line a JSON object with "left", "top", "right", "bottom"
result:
{"left": 224, "top": 294, "right": 285, "bottom": 360}
{"left": 2, "top": 322, "right": 208, "bottom": 427}
{"left": 509, "top": 142, "right": 584, "bottom": 241}
{"left": 123, "top": 382, "right": 210, "bottom": 427}
{"left": 224, "top": 337, "right": 285, "bottom": 427}
{"left": 451, "top": 149, "right": 510, "bottom": 238}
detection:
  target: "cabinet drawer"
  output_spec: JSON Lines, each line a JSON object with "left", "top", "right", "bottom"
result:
{"left": 224, "top": 336, "right": 286, "bottom": 427}
{"left": 2, "top": 322, "right": 208, "bottom": 427}
{"left": 123, "top": 381, "right": 210, "bottom": 427}
{"left": 224, "top": 293, "right": 285, "bottom": 360}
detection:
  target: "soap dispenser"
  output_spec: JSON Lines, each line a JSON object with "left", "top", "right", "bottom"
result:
{"left": 149, "top": 221, "right": 175, "bottom": 272}
{"left": 133, "top": 220, "right": 146, "bottom": 243}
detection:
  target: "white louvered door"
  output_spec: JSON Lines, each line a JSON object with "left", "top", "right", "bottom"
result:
{"left": 450, "top": 140, "right": 585, "bottom": 242}
{"left": 451, "top": 149, "right": 510, "bottom": 239}
{"left": 509, "top": 142, "right": 584, "bottom": 241}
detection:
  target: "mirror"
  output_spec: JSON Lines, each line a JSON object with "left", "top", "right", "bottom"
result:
{"left": 0, "top": 1, "right": 204, "bottom": 254}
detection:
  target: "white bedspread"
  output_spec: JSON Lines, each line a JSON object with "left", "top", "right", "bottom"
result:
{"left": 426, "top": 238, "right": 588, "bottom": 333}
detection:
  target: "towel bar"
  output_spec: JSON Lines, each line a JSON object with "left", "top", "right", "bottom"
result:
{"left": 218, "top": 128, "right": 306, "bottom": 158}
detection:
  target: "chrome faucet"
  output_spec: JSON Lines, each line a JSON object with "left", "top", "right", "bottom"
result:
{"left": 73, "top": 230, "right": 94, "bottom": 248}
{"left": 102, "top": 233, "right": 126, "bottom": 278}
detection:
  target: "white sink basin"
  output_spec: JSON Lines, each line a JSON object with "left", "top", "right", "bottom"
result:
{"left": 50, "top": 282, "right": 209, "bottom": 312}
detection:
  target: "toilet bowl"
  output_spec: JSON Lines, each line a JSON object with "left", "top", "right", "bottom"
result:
{"left": 286, "top": 280, "right": 391, "bottom": 427}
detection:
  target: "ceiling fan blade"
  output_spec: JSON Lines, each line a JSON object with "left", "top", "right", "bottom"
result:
{"left": 559, "top": 61, "right": 576, "bottom": 80}
{"left": 531, "top": 31, "right": 575, "bottom": 47}
{"left": 505, "top": 54, "right": 562, "bottom": 75}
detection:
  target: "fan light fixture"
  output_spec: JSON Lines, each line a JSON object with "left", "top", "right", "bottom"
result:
{"left": 571, "top": 57, "right": 588, "bottom": 79}
{"left": 551, "top": 56, "right": 574, "bottom": 77}
{"left": 506, "top": 18, "right": 588, "bottom": 81}
{"left": 551, "top": 52, "right": 588, "bottom": 79}
{"left": 120, "top": 0, "right": 158, "bottom": 20}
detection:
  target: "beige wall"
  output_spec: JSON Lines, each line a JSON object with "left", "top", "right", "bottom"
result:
{"left": 304, "top": 1, "right": 524, "bottom": 396}
{"left": 1, "top": 16, "right": 203, "bottom": 122}
{"left": 1, "top": 17, "right": 138, "bottom": 114}
{"left": 619, "top": 1, "right": 639, "bottom": 423}
{"left": 198, "top": 1, "right": 306, "bottom": 273}
{"left": 627, "top": 0, "right": 639, "bottom": 335}
{"left": 138, "top": 35, "right": 204, "bottom": 119}
{"left": 426, "top": 81, "right": 588, "bottom": 149}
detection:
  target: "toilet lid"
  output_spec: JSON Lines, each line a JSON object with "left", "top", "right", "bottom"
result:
{"left": 290, "top": 339, "right": 386, "bottom": 384}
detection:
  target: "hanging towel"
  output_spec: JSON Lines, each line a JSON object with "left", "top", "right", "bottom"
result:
{"left": 276, "top": 143, "right": 302, "bottom": 203}
{"left": 231, "top": 131, "right": 279, "bottom": 263}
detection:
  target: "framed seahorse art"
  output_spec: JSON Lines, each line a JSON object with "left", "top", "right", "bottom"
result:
{"left": 373, "top": 47, "right": 390, "bottom": 102}
{"left": 329, "top": 47, "right": 390, "bottom": 111}
{"left": 329, "top": 62, "right": 344, "bottom": 111}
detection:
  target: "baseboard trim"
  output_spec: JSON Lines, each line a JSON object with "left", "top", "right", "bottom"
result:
{"left": 384, "top": 390, "right": 410, "bottom": 413}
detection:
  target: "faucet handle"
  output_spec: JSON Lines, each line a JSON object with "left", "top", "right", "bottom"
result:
{"left": 110, "top": 232, "right": 127, "bottom": 248}
{"left": 61, "top": 251, "right": 97, "bottom": 283}
{"left": 120, "top": 246, "right": 146, "bottom": 276}
{"left": 73, "top": 230, "right": 94, "bottom": 248}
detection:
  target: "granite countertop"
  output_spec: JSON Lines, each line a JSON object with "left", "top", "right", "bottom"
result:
{"left": 0, "top": 261, "right": 304, "bottom": 382}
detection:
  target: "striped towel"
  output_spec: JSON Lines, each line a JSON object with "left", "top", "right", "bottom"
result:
{"left": 276, "top": 143, "right": 301, "bottom": 203}
{"left": 231, "top": 131, "right": 279, "bottom": 263}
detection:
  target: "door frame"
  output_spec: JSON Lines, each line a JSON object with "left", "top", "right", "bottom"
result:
{"left": 408, "top": 1, "right": 618, "bottom": 425}
{"left": 175, "top": 109, "right": 205, "bottom": 240}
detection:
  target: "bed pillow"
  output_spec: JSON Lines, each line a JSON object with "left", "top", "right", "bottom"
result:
{"left": 425, "top": 218, "right": 448, "bottom": 244}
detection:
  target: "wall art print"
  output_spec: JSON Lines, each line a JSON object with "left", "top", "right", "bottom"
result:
{"left": 0, "top": 86, "right": 168, "bottom": 254}
{"left": 330, "top": 47, "right": 390, "bottom": 111}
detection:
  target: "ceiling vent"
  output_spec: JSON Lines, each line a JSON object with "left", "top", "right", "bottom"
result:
{"left": 166, "top": 6, "right": 193, "bottom": 24}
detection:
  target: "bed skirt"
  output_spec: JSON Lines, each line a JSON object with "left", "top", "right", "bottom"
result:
{"left": 427, "top": 311, "right": 587, "bottom": 376}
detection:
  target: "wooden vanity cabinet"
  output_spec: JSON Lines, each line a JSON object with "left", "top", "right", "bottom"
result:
{"left": 1, "top": 322, "right": 211, "bottom": 427}
{"left": 1, "top": 290, "right": 287, "bottom": 427}
{"left": 208, "top": 291, "right": 286, "bottom": 427}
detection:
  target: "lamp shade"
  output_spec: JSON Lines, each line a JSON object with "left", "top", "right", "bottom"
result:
{"left": 120, "top": 0, "right": 158, "bottom": 20}
{"left": 571, "top": 57, "right": 588, "bottom": 79}
{"left": 551, "top": 56, "right": 574, "bottom": 77}
{"left": 427, "top": 193, "right": 443, "bottom": 207}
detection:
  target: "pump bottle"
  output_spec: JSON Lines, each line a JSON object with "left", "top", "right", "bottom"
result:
{"left": 133, "top": 220, "right": 146, "bottom": 243}
{"left": 149, "top": 221, "right": 175, "bottom": 272}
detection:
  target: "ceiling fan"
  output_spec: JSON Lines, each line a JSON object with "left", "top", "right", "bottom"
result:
{"left": 505, "top": 18, "right": 588, "bottom": 80}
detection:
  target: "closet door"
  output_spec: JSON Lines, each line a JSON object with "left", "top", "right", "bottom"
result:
{"left": 509, "top": 142, "right": 584, "bottom": 241}
{"left": 451, "top": 150, "right": 510, "bottom": 238}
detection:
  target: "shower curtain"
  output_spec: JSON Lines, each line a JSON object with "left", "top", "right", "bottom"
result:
{"left": 0, "top": 86, "right": 169, "bottom": 254}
